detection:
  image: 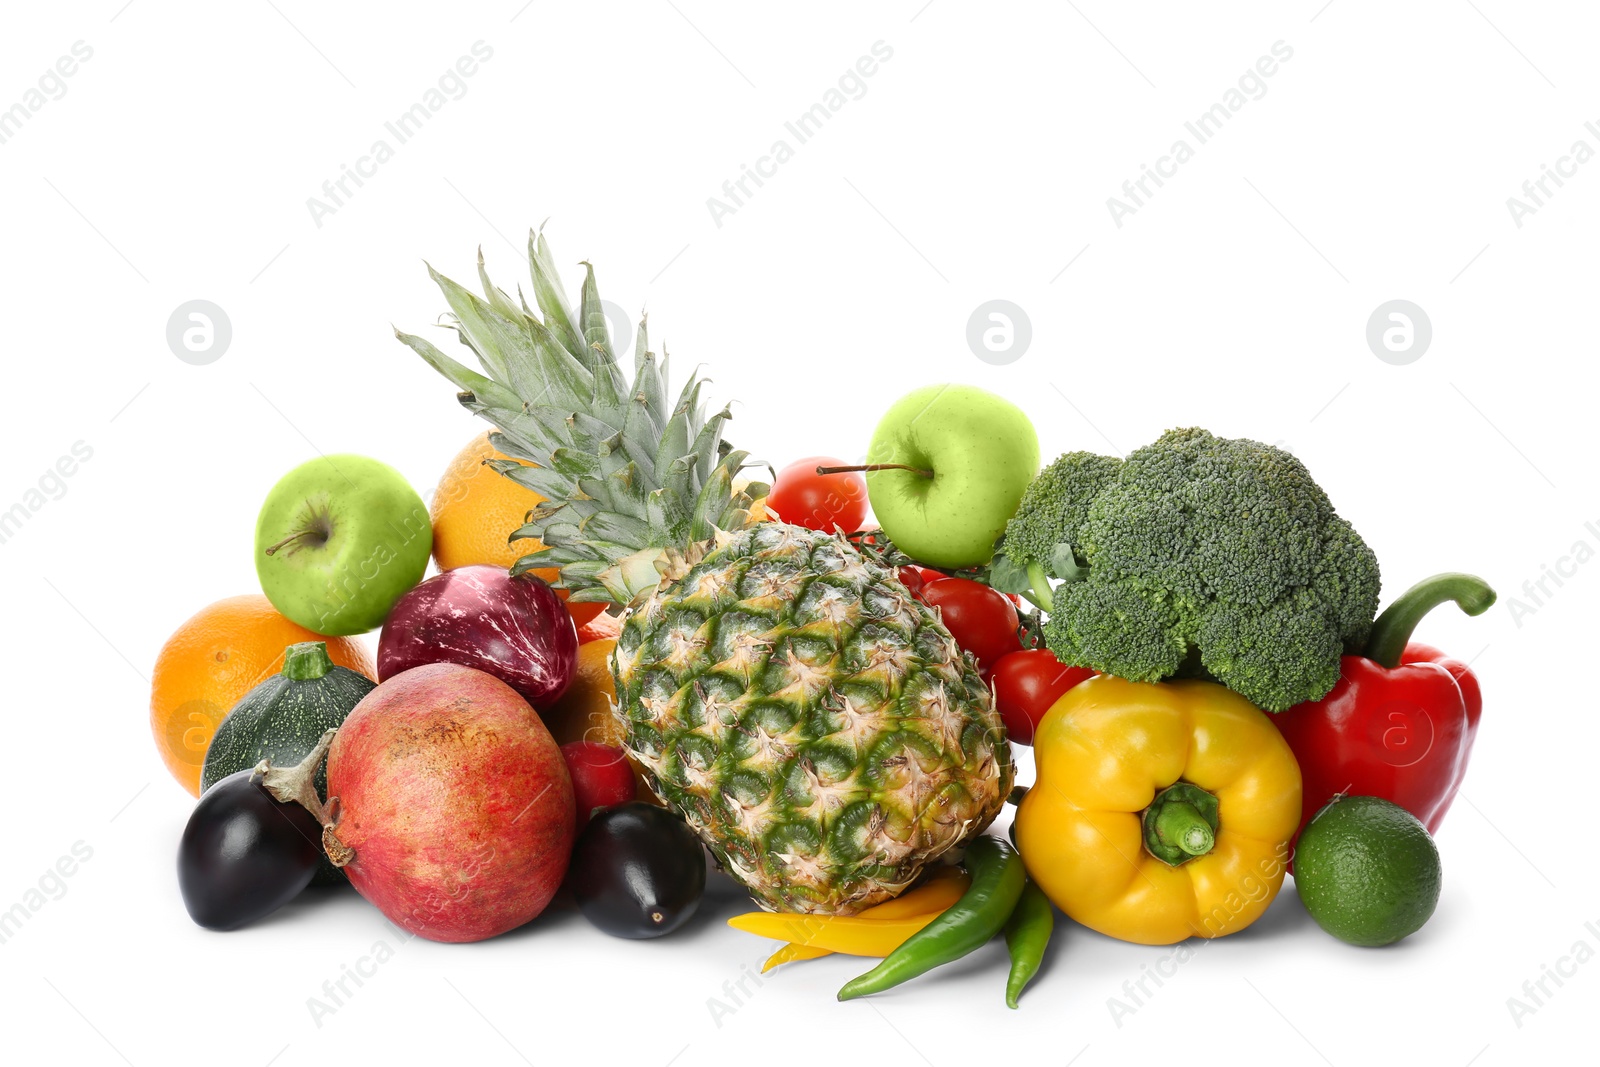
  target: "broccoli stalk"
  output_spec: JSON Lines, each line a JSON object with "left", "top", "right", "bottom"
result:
{"left": 991, "top": 428, "right": 1381, "bottom": 712}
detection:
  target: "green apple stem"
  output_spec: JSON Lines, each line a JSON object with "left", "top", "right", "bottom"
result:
{"left": 263, "top": 508, "right": 333, "bottom": 557}
{"left": 815, "top": 463, "right": 935, "bottom": 478}
{"left": 264, "top": 530, "right": 317, "bottom": 556}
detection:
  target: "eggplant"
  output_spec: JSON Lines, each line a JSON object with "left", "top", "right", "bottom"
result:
{"left": 178, "top": 766, "right": 322, "bottom": 930}
{"left": 569, "top": 803, "right": 705, "bottom": 938}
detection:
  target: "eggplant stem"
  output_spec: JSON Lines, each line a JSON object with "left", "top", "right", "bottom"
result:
{"left": 260, "top": 728, "right": 355, "bottom": 868}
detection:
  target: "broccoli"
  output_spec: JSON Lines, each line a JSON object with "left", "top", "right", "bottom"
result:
{"left": 994, "top": 427, "right": 1380, "bottom": 711}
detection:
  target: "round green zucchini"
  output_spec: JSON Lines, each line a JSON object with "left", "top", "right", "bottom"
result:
{"left": 201, "top": 641, "right": 374, "bottom": 884}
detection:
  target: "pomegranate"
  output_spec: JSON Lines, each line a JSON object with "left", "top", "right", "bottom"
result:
{"left": 324, "top": 663, "right": 575, "bottom": 942}
{"left": 378, "top": 565, "right": 578, "bottom": 710}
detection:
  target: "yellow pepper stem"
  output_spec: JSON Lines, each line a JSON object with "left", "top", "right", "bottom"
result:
{"left": 1154, "top": 802, "right": 1214, "bottom": 855}
{"left": 1142, "top": 782, "right": 1220, "bottom": 866}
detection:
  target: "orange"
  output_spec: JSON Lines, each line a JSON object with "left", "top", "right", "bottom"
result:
{"left": 733, "top": 476, "right": 773, "bottom": 524}
{"left": 577, "top": 609, "right": 623, "bottom": 645}
{"left": 542, "top": 639, "right": 657, "bottom": 803}
{"left": 544, "top": 640, "right": 623, "bottom": 748}
{"left": 150, "top": 595, "right": 376, "bottom": 796}
{"left": 430, "top": 432, "right": 604, "bottom": 628}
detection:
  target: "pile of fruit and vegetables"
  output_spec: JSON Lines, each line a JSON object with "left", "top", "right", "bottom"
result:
{"left": 153, "top": 226, "right": 1493, "bottom": 1003}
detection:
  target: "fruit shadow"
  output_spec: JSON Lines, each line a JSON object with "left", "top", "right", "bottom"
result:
{"left": 1223, "top": 877, "right": 1318, "bottom": 942}
{"left": 648, "top": 861, "right": 755, "bottom": 945}
{"left": 243, "top": 880, "right": 363, "bottom": 931}
{"left": 1203, "top": 875, "right": 1442, "bottom": 952}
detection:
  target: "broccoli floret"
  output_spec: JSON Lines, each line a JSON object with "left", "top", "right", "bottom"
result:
{"left": 1197, "top": 587, "right": 1346, "bottom": 711}
{"left": 1001, "top": 451, "right": 1122, "bottom": 584}
{"left": 999, "top": 427, "right": 1380, "bottom": 711}
{"left": 1042, "top": 579, "right": 1190, "bottom": 683}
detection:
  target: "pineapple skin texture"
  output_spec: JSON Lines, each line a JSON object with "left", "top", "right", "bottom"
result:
{"left": 610, "top": 524, "right": 1013, "bottom": 915}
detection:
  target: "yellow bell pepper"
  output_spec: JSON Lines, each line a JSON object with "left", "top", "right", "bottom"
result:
{"left": 731, "top": 867, "right": 971, "bottom": 963}
{"left": 1015, "top": 676, "right": 1301, "bottom": 946}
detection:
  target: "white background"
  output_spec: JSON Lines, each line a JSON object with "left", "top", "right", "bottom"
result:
{"left": 1, "top": 2, "right": 1595, "bottom": 1065}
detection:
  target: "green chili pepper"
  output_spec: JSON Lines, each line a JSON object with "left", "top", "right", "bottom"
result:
{"left": 1003, "top": 880, "right": 1053, "bottom": 1008}
{"left": 837, "top": 835, "right": 1026, "bottom": 1001}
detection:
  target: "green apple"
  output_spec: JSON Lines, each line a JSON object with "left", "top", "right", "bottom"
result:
{"left": 255, "top": 454, "right": 432, "bottom": 636}
{"left": 863, "top": 385, "right": 1039, "bottom": 570}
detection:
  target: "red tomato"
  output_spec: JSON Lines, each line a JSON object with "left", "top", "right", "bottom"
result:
{"left": 896, "top": 565, "right": 947, "bottom": 599}
{"left": 920, "top": 578, "right": 1022, "bottom": 672}
{"left": 990, "top": 649, "right": 1095, "bottom": 745}
{"left": 560, "top": 742, "right": 638, "bottom": 831}
{"left": 766, "top": 456, "right": 869, "bottom": 533}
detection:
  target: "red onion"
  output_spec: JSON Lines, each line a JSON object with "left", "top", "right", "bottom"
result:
{"left": 378, "top": 566, "right": 578, "bottom": 709}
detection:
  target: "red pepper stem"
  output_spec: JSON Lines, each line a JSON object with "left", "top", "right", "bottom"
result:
{"left": 1364, "top": 572, "right": 1497, "bottom": 670}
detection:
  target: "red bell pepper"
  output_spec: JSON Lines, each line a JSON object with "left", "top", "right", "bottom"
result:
{"left": 1272, "top": 573, "right": 1495, "bottom": 842}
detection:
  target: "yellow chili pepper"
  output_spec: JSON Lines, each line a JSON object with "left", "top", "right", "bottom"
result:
{"left": 1015, "top": 676, "right": 1301, "bottom": 946}
{"left": 733, "top": 912, "right": 934, "bottom": 957}
{"left": 763, "top": 869, "right": 972, "bottom": 970}
{"left": 735, "top": 866, "right": 971, "bottom": 964}
{"left": 761, "top": 942, "right": 831, "bottom": 971}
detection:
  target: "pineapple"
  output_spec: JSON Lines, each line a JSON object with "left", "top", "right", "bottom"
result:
{"left": 398, "top": 229, "right": 1012, "bottom": 914}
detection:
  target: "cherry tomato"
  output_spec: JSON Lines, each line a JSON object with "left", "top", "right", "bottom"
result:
{"left": 766, "top": 456, "right": 869, "bottom": 533}
{"left": 990, "top": 649, "right": 1095, "bottom": 745}
{"left": 896, "top": 565, "right": 947, "bottom": 599}
{"left": 919, "top": 577, "right": 1022, "bottom": 672}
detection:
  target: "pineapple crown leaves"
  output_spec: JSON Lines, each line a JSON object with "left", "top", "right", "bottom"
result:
{"left": 396, "top": 226, "right": 770, "bottom": 605}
